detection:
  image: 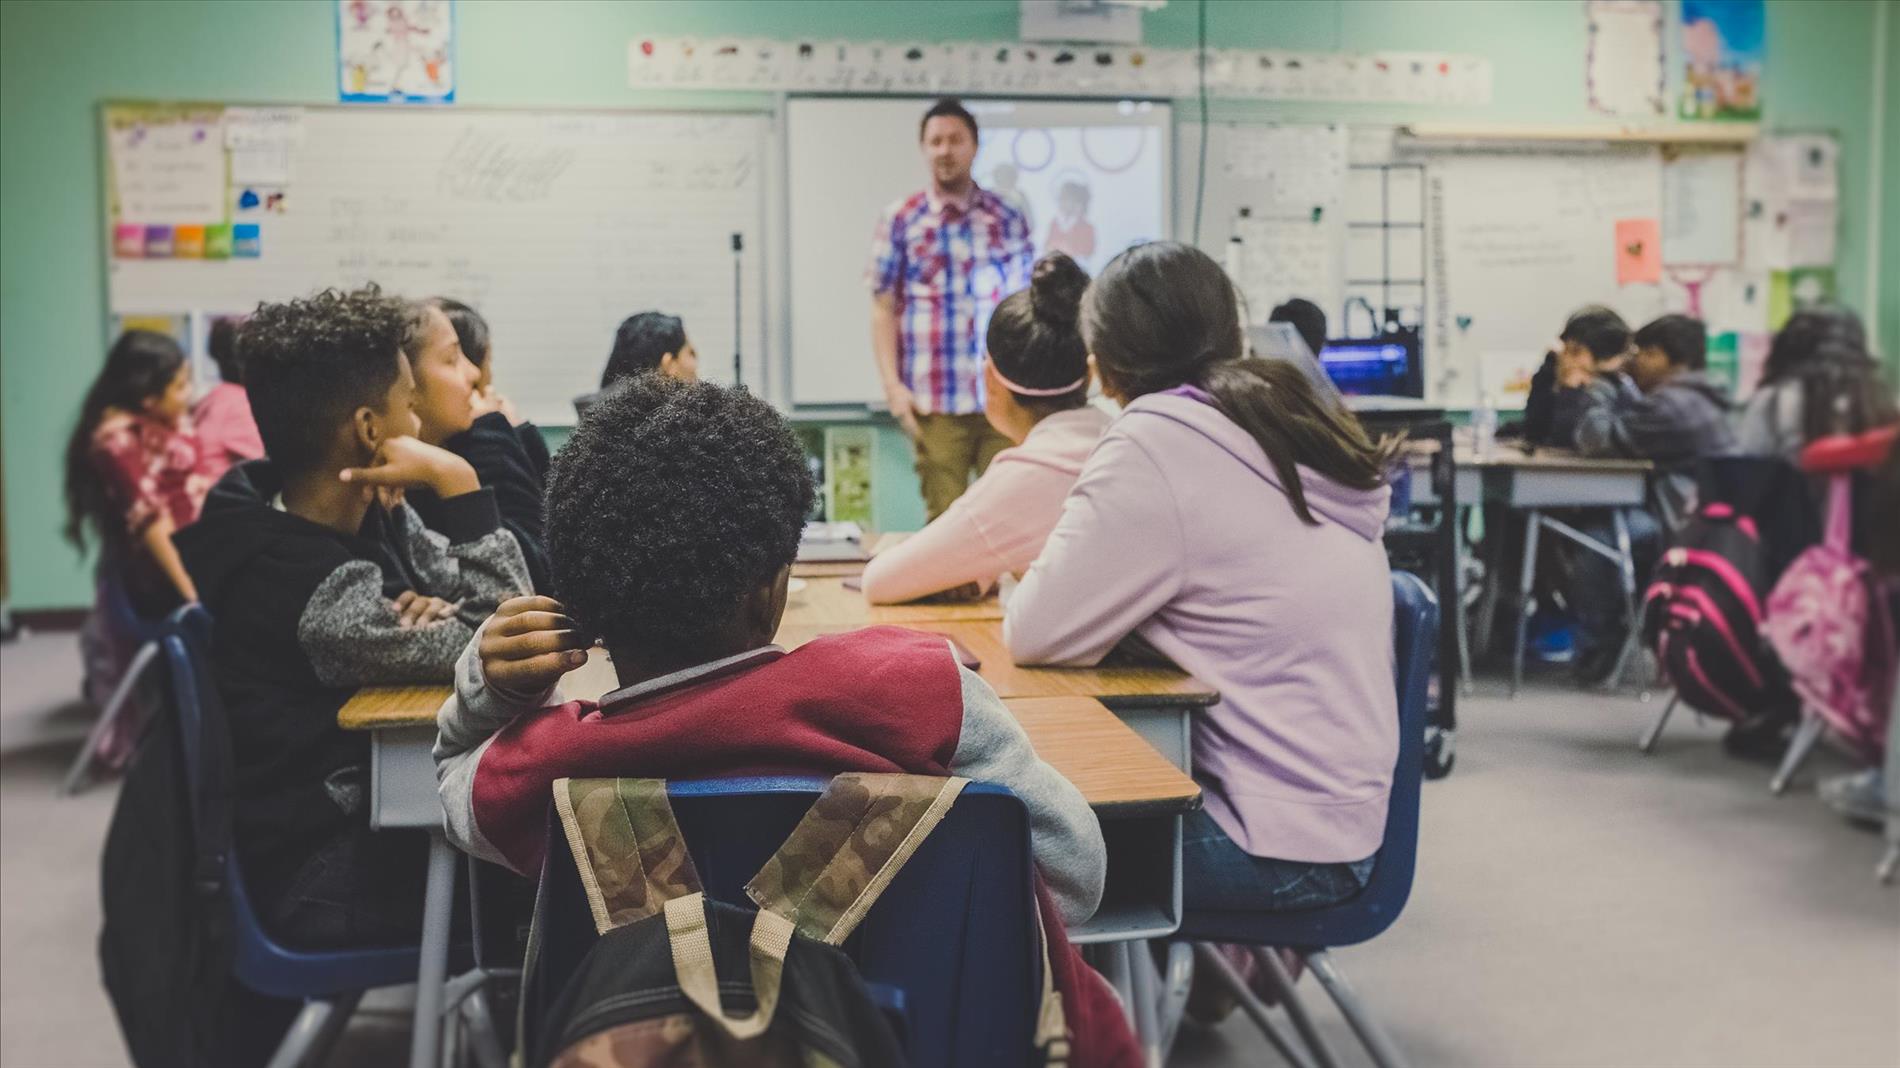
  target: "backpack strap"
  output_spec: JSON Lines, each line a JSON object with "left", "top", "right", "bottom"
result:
{"left": 663, "top": 892, "right": 797, "bottom": 1040}
{"left": 552, "top": 777, "right": 703, "bottom": 935}
{"left": 745, "top": 773, "right": 968, "bottom": 945}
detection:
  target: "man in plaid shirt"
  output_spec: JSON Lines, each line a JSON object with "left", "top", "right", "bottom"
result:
{"left": 868, "top": 99, "right": 1034, "bottom": 519}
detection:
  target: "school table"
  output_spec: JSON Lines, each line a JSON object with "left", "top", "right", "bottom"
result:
{"left": 339, "top": 642, "right": 1208, "bottom": 1067}
{"left": 782, "top": 574, "right": 1004, "bottom": 626}
{"left": 1408, "top": 442, "right": 1653, "bottom": 694}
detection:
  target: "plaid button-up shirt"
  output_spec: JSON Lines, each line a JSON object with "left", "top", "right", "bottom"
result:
{"left": 866, "top": 185, "right": 1034, "bottom": 415}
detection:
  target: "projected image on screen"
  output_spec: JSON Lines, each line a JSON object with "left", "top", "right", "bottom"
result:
{"left": 972, "top": 108, "right": 1166, "bottom": 276}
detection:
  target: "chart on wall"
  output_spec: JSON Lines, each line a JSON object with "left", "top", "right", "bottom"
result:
{"left": 785, "top": 96, "right": 1170, "bottom": 407}
{"left": 104, "top": 103, "right": 769, "bottom": 425}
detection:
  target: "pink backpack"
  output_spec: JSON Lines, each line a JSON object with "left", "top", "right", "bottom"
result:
{"left": 1762, "top": 476, "right": 1897, "bottom": 761}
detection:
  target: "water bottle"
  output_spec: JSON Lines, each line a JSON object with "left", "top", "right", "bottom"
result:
{"left": 1473, "top": 392, "right": 1498, "bottom": 462}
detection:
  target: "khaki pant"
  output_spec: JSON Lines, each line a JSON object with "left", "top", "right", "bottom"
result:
{"left": 912, "top": 412, "right": 1013, "bottom": 520}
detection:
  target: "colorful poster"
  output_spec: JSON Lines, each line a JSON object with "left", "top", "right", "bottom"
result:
{"left": 824, "top": 426, "right": 874, "bottom": 527}
{"left": 106, "top": 106, "right": 226, "bottom": 231}
{"left": 1615, "top": 218, "right": 1663, "bottom": 284}
{"left": 1586, "top": 1, "right": 1665, "bottom": 116}
{"left": 1679, "top": 0, "right": 1764, "bottom": 120}
{"left": 338, "top": 0, "right": 454, "bottom": 103}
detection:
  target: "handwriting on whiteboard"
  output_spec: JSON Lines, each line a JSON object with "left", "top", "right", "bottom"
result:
{"left": 437, "top": 129, "right": 578, "bottom": 202}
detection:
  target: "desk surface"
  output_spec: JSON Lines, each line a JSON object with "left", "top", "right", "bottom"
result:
{"left": 1408, "top": 439, "right": 1652, "bottom": 473}
{"left": 786, "top": 576, "right": 1004, "bottom": 626}
{"left": 341, "top": 618, "right": 1216, "bottom": 730}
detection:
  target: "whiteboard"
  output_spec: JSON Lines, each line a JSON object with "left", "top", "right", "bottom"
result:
{"left": 107, "top": 106, "right": 771, "bottom": 426}
{"left": 1425, "top": 148, "right": 1665, "bottom": 408}
{"left": 785, "top": 96, "right": 1171, "bottom": 408}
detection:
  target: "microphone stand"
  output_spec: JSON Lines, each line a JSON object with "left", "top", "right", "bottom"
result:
{"left": 731, "top": 232, "right": 744, "bottom": 388}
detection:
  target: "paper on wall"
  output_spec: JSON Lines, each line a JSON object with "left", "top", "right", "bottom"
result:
{"left": 224, "top": 107, "right": 304, "bottom": 185}
{"left": 109, "top": 109, "right": 227, "bottom": 226}
{"left": 1662, "top": 266, "right": 1768, "bottom": 334}
{"left": 1771, "top": 134, "right": 1838, "bottom": 201}
{"left": 1783, "top": 198, "right": 1838, "bottom": 268}
{"left": 1585, "top": 0, "right": 1665, "bottom": 116}
{"left": 1230, "top": 213, "right": 1344, "bottom": 330}
{"left": 1224, "top": 124, "right": 1348, "bottom": 214}
{"left": 1615, "top": 218, "right": 1663, "bottom": 284}
{"left": 1661, "top": 150, "right": 1740, "bottom": 265}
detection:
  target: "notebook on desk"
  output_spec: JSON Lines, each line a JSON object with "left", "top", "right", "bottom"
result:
{"left": 797, "top": 521, "right": 869, "bottom": 563}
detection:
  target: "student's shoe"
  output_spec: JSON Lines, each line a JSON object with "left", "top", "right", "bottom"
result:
{"left": 1818, "top": 769, "right": 1891, "bottom": 828}
{"left": 1570, "top": 640, "right": 1624, "bottom": 686}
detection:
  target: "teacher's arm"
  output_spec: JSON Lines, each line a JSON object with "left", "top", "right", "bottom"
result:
{"left": 870, "top": 293, "right": 919, "bottom": 440}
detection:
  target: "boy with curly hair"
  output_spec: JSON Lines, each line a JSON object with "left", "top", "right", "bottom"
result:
{"left": 174, "top": 285, "right": 531, "bottom": 949}
{"left": 433, "top": 375, "right": 1139, "bottom": 1066}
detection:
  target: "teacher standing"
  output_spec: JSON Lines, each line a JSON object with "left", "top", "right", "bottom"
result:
{"left": 868, "top": 99, "right": 1034, "bottom": 519}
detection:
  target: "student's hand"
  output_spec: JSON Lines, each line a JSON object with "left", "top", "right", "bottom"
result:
{"left": 479, "top": 595, "right": 592, "bottom": 697}
{"left": 1557, "top": 349, "right": 1596, "bottom": 389}
{"left": 471, "top": 387, "right": 521, "bottom": 426}
{"left": 393, "top": 591, "right": 459, "bottom": 629}
{"left": 341, "top": 436, "right": 480, "bottom": 498}
{"left": 884, "top": 383, "right": 922, "bottom": 440}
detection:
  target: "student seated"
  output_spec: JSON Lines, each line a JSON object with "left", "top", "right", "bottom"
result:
{"left": 861, "top": 253, "right": 1109, "bottom": 604}
{"left": 193, "top": 316, "right": 265, "bottom": 482}
{"left": 1268, "top": 296, "right": 1328, "bottom": 359}
{"left": 173, "top": 285, "right": 531, "bottom": 950}
{"left": 1519, "top": 305, "right": 1633, "bottom": 447}
{"left": 63, "top": 330, "right": 210, "bottom": 704}
{"left": 404, "top": 297, "right": 552, "bottom": 591}
{"left": 572, "top": 310, "right": 698, "bottom": 417}
{"left": 433, "top": 375, "right": 1138, "bottom": 1066}
{"left": 1557, "top": 313, "right": 1736, "bottom": 679}
{"left": 432, "top": 296, "right": 553, "bottom": 478}
{"left": 1004, "top": 242, "right": 1399, "bottom": 919}
{"left": 1738, "top": 307, "right": 1895, "bottom": 458}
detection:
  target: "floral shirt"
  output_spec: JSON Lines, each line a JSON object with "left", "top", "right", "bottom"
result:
{"left": 90, "top": 410, "right": 214, "bottom": 551}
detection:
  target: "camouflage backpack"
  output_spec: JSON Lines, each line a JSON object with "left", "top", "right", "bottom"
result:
{"left": 521, "top": 774, "right": 1069, "bottom": 1068}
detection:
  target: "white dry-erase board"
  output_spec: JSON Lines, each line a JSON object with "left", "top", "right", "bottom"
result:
{"left": 784, "top": 96, "right": 1172, "bottom": 409}
{"left": 104, "top": 105, "right": 771, "bottom": 426}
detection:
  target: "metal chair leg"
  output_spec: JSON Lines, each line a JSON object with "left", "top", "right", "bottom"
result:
{"left": 264, "top": 991, "right": 361, "bottom": 1068}
{"left": 1511, "top": 511, "right": 1542, "bottom": 697}
{"left": 1305, "top": 950, "right": 1410, "bottom": 1068}
{"left": 1153, "top": 942, "right": 1195, "bottom": 1061}
{"left": 1639, "top": 694, "right": 1679, "bottom": 754}
{"left": 1770, "top": 713, "right": 1826, "bottom": 795}
{"left": 1191, "top": 944, "right": 1317, "bottom": 1068}
{"left": 1254, "top": 948, "right": 1341, "bottom": 1068}
{"left": 60, "top": 640, "right": 160, "bottom": 796}
{"left": 1126, "top": 940, "right": 1162, "bottom": 1067}
{"left": 1603, "top": 508, "right": 1641, "bottom": 691}
{"left": 1452, "top": 506, "right": 1475, "bottom": 695}
{"left": 461, "top": 989, "right": 509, "bottom": 1068}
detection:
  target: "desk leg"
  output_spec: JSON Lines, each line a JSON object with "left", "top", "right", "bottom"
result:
{"left": 1511, "top": 510, "right": 1542, "bottom": 697}
{"left": 1453, "top": 505, "right": 1474, "bottom": 696}
{"left": 1604, "top": 508, "right": 1641, "bottom": 690}
{"left": 1127, "top": 942, "right": 1162, "bottom": 1068}
{"left": 409, "top": 832, "right": 457, "bottom": 1068}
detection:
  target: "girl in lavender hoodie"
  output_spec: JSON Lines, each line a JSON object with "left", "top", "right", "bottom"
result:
{"left": 862, "top": 253, "right": 1111, "bottom": 604}
{"left": 1007, "top": 241, "right": 1400, "bottom": 913}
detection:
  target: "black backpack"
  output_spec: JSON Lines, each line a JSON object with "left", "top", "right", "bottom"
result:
{"left": 1641, "top": 499, "right": 1797, "bottom": 723}
{"left": 98, "top": 617, "right": 241, "bottom": 1067}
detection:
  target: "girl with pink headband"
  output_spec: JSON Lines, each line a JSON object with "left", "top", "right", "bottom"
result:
{"left": 861, "top": 253, "right": 1109, "bottom": 604}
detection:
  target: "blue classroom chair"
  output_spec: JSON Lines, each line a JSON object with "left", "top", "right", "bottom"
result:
{"left": 1173, "top": 570, "right": 1437, "bottom": 1068}
{"left": 521, "top": 777, "right": 1042, "bottom": 1068}
{"left": 163, "top": 606, "right": 458, "bottom": 1068}
{"left": 61, "top": 564, "right": 171, "bottom": 795}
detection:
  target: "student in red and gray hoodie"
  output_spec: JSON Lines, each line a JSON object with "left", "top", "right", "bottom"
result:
{"left": 432, "top": 375, "right": 1138, "bottom": 1066}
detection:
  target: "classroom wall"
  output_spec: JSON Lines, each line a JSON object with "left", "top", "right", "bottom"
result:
{"left": 1, "top": 0, "right": 1888, "bottom": 611}
{"left": 1882, "top": 1, "right": 1900, "bottom": 368}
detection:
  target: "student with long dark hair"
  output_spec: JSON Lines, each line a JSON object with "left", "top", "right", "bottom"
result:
{"left": 64, "top": 330, "right": 212, "bottom": 705}
{"left": 1738, "top": 306, "right": 1884, "bottom": 458}
{"left": 403, "top": 298, "right": 553, "bottom": 591}
{"left": 861, "top": 253, "right": 1109, "bottom": 604}
{"left": 1006, "top": 242, "right": 1400, "bottom": 920}
{"left": 573, "top": 311, "right": 698, "bottom": 417}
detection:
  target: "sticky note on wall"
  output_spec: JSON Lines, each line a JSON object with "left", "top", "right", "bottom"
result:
{"left": 232, "top": 223, "right": 261, "bottom": 258}
{"left": 204, "top": 223, "right": 233, "bottom": 260}
{"left": 172, "top": 225, "right": 206, "bottom": 259}
{"left": 1615, "top": 218, "right": 1662, "bottom": 285}
{"left": 114, "top": 223, "right": 145, "bottom": 258}
{"left": 144, "top": 225, "right": 175, "bottom": 258}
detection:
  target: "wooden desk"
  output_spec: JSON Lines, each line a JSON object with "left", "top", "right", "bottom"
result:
{"left": 783, "top": 576, "right": 1004, "bottom": 627}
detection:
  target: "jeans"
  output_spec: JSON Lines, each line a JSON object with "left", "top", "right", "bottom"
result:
{"left": 1182, "top": 809, "right": 1375, "bottom": 913}
{"left": 1567, "top": 506, "right": 1663, "bottom": 655}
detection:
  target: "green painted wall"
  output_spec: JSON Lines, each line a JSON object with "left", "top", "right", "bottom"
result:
{"left": 1883, "top": 0, "right": 1900, "bottom": 369}
{"left": 1, "top": 0, "right": 1888, "bottom": 609}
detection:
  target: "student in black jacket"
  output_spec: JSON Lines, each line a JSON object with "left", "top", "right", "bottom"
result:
{"left": 403, "top": 298, "right": 552, "bottom": 591}
{"left": 1518, "top": 305, "right": 1633, "bottom": 446}
{"left": 173, "top": 286, "right": 531, "bottom": 950}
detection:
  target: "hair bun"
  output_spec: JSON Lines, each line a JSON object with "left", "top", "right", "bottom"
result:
{"left": 1029, "top": 253, "right": 1089, "bottom": 330}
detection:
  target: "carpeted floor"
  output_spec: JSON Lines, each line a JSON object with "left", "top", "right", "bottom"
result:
{"left": 4, "top": 629, "right": 1896, "bottom": 1068}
